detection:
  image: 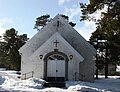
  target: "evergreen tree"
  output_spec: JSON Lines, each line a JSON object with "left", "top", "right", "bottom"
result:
{"left": 0, "top": 28, "right": 28, "bottom": 70}
{"left": 80, "top": 0, "right": 120, "bottom": 78}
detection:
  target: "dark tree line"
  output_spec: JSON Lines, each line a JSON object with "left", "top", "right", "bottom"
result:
{"left": 80, "top": 0, "right": 120, "bottom": 78}
{"left": 0, "top": 28, "right": 28, "bottom": 70}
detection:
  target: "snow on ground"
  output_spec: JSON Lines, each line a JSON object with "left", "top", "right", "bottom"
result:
{"left": 0, "top": 70, "right": 120, "bottom": 92}
{"left": 66, "top": 76, "right": 120, "bottom": 92}
{"left": 116, "top": 66, "right": 120, "bottom": 72}
{"left": 0, "top": 70, "right": 46, "bottom": 91}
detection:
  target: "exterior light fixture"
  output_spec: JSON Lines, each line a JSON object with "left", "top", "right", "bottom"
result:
{"left": 69, "top": 55, "right": 73, "bottom": 60}
{"left": 39, "top": 55, "right": 43, "bottom": 59}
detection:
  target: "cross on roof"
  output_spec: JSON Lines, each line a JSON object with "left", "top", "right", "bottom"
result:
{"left": 54, "top": 40, "right": 59, "bottom": 47}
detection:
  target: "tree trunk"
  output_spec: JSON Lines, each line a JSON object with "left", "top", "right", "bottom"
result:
{"left": 105, "top": 48, "right": 108, "bottom": 78}
{"left": 95, "top": 57, "right": 99, "bottom": 79}
{"left": 105, "top": 61, "right": 108, "bottom": 78}
{"left": 95, "top": 67, "right": 99, "bottom": 79}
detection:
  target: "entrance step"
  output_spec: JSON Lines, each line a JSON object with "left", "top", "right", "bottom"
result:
{"left": 44, "top": 82, "right": 65, "bottom": 88}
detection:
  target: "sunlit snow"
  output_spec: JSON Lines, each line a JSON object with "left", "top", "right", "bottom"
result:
{"left": 0, "top": 70, "right": 120, "bottom": 92}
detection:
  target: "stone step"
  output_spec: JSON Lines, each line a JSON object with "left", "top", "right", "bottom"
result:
{"left": 44, "top": 82, "right": 65, "bottom": 88}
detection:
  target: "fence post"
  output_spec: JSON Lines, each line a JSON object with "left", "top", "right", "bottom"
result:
{"left": 75, "top": 72, "right": 76, "bottom": 81}
{"left": 25, "top": 73, "right": 26, "bottom": 80}
{"left": 32, "top": 71, "right": 34, "bottom": 78}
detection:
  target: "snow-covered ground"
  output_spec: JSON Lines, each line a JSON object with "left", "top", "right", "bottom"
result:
{"left": 0, "top": 70, "right": 120, "bottom": 92}
{"left": 66, "top": 76, "right": 120, "bottom": 92}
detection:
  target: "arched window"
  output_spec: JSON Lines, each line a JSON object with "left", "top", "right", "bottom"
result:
{"left": 48, "top": 54, "right": 65, "bottom": 60}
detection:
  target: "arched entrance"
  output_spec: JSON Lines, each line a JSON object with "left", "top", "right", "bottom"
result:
{"left": 43, "top": 50, "right": 69, "bottom": 82}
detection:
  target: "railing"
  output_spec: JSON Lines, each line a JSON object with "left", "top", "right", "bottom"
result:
{"left": 22, "top": 71, "right": 34, "bottom": 80}
{"left": 74, "top": 72, "right": 85, "bottom": 81}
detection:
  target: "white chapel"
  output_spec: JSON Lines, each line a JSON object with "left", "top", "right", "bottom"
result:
{"left": 19, "top": 14, "right": 96, "bottom": 82}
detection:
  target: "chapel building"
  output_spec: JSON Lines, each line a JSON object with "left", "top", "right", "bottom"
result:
{"left": 19, "top": 15, "right": 96, "bottom": 82}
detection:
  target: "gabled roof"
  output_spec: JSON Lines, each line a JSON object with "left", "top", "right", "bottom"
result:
{"left": 19, "top": 14, "right": 96, "bottom": 57}
{"left": 30, "top": 32, "right": 84, "bottom": 62}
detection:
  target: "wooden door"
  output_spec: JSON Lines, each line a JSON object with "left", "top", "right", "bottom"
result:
{"left": 47, "top": 60, "right": 65, "bottom": 77}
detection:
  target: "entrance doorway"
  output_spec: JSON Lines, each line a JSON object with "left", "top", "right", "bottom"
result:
{"left": 43, "top": 50, "right": 69, "bottom": 82}
{"left": 47, "top": 54, "right": 65, "bottom": 82}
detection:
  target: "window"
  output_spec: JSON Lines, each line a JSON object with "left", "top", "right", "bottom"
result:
{"left": 48, "top": 54, "right": 65, "bottom": 60}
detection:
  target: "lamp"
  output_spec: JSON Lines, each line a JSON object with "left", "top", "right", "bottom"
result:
{"left": 69, "top": 55, "right": 73, "bottom": 60}
{"left": 39, "top": 55, "right": 43, "bottom": 59}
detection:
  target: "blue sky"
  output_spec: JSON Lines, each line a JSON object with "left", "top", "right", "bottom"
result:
{"left": 0, "top": 0, "right": 96, "bottom": 40}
